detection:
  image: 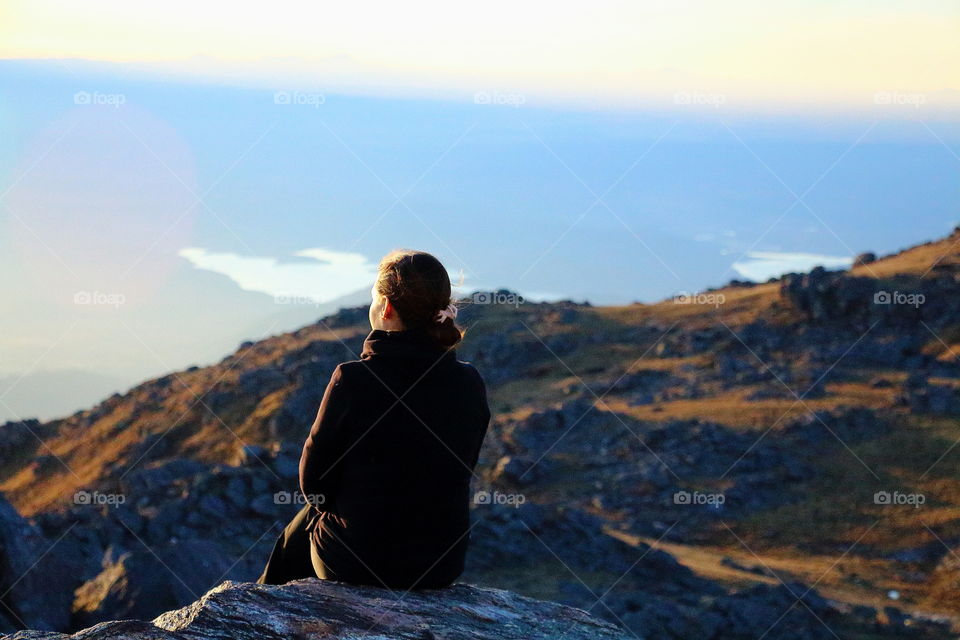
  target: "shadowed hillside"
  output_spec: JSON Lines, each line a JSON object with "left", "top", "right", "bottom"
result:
{"left": 2, "top": 229, "right": 960, "bottom": 638}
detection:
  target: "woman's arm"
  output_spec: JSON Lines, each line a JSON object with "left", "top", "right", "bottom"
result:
{"left": 299, "top": 364, "right": 351, "bottom": 512}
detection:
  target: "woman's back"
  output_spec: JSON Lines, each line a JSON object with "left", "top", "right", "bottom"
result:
{"left": 301, "top": 327, "right": 490, "bottom": 588}
{"left": 259, "top": 249, "right": 489, "bottom": 590}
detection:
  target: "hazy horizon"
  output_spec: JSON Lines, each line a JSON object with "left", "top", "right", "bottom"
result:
{"left": 1, "top": 0, "right": 958, "bottom": 420}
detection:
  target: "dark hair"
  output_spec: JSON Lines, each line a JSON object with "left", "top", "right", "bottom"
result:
{"left": 375, "top": 249, "right": 463, "bottom": 349}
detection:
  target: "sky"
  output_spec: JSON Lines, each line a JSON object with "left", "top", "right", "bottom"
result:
{"left": 0, "top": 0, "right": 958, "bottom": 419}
{"left": 2, "top": 0, "right": 958, "bottom": 110}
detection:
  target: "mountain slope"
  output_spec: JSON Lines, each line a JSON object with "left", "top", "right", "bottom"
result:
{"left": 2, "top": 228, "right": 960, "bottom": 638}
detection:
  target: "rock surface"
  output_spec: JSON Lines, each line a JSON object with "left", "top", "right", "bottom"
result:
{"left": 0, "top": 497, "right": 82, "bottom": 632}
{"left": 1, "top": 579, "right": 633, "bottom": 640}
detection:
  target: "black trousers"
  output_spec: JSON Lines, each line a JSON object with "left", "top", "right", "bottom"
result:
{"left": 258, "top": 504, "right": 462, "bottom": 589}
{"left": 257, "top": 505, "right": 324, "bottom": 585}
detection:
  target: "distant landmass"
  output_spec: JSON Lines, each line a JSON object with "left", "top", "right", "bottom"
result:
{"left": 0, "top": 263, "right": 372, "bottom": 422}
{"left": 0, "top": 370, "right": 129, "bottom": 422}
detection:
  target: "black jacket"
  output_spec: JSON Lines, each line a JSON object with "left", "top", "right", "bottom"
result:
{"left": 299, "top": 327, "right": 490, "bottom": 588}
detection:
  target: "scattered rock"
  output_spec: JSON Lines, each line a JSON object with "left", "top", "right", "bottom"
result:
{"left": 490, "top": 455, "right": 541, "bottom": 487}
{"left": 232, "top": 444, "right": 269, "bottom": 467}
{"left": 853, "top": 252, "right": 877, "bottom": 267}
{"left": 899, "top": 379, "right": 960, "bottom": 416}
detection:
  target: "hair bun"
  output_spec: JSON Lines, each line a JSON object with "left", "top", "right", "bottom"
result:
{"left": 375, "top": 249, "right": 464, "bottom": 349}
{"left": 434, "top": 303, "right": 458, "bottom": 323}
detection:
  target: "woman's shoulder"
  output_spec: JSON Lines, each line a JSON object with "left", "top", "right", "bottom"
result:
{"left": 331, "top": 359, "right": 364, "bottom": 382}
{"left": 453, "top": 359, "right": 488, "bottom": 388}
{"left": 337, "top": 355, "right": 485, "bottom": 386}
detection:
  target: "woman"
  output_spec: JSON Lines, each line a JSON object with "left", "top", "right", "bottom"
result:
{"left": 257, "top": 249, "right": 490, "bottom": 589}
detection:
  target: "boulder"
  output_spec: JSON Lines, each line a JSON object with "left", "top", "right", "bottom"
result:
{"left": 900, "top": 379, "right": 960, "bottom": 416}
{"left": 0, "top": 497, "right": 83, "bottom": 632}
{"left": 72, "top": 541, "right": 235, "bottom": 628}
{"left": 232, "top": 444, "right": 269, "bottom": 468}
{"left": 708, "top": 582, "right": 836, "bottom": 640}
{"left": 490, "top": 455, "right": 541, "bottom": 486}
{"left": 0, "top": 420, "right": 52, "bottom": 460}
{"left": 270, "top": 442, "right": 301, "bottom": 479}
{"left": 4, "top": 580, "right": 633, "bottom": 640}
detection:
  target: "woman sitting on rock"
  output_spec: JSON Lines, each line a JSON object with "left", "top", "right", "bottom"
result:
{"left": 258, "top": 249, "right": 491, "bottom": 589}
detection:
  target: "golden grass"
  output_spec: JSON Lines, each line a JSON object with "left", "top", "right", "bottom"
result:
{"left": 617, "top": 531, "right": 960, "bottom": 625}
{"left": 599, "top": 282, "right": 782, "bottom": 329}
{"left": 850, "top": 232, "right": 960, "bottom": 280}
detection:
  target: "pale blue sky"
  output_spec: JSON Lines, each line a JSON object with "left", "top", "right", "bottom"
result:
{"left": 0, "top": 1, "right": 958, "bottom": 419}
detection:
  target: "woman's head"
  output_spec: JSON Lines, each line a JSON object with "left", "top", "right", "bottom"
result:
{"left": 369, "top": 249, "right": 463, "bottom": 349}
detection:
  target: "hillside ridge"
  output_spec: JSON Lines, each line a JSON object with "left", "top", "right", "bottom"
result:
{"left": 1, "top": 227, "right": 959, "bottom": 638}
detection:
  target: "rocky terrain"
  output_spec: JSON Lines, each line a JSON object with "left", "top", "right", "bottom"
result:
{"left": 4, "top": 579, "right": 631, "bottom": 640}
{"left": 2, "top": 229, "right": 960, "bottom": 638}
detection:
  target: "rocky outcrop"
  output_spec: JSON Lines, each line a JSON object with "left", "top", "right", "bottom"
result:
{"left": 897, "top": 374, "right": 960, "bottom": 415}
{"left": 0, "top": 420, "right": 57, "bottom": 463}
{"left": 0, "top": 497, "right": 83, "bottom": 632}
{"left": 779, "top": 265, "right": 960, "bottom": 332}
{"left": 1, "top": 579, "right": 633, "bottom": 640}
{"left": 72, "top": 541, "right": 236, "bottom": 628}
